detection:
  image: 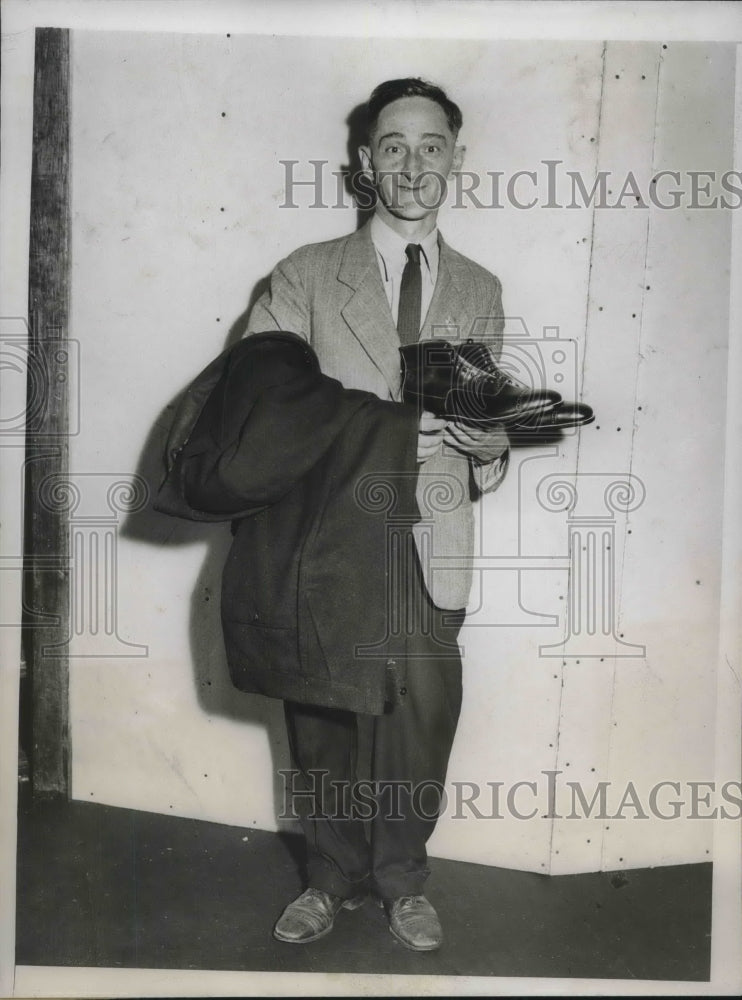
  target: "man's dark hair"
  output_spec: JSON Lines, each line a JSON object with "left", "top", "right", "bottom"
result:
{"left": 366, "top": 78, "right": 463, "bottom": 140}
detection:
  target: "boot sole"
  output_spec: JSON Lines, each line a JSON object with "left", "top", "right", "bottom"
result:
{"left": 273, "top": 895, "right": 366, "bottom": 944}
{"left": 403, "top": 393, "right": 559, "bottom": 427}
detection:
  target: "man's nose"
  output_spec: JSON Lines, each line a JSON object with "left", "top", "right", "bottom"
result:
{"left": 402, "top": 148, "right": 422, "bottom": 177}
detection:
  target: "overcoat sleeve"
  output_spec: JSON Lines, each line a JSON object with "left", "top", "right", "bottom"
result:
{"left": 179, "top": 337, "right": 389, "bottom": 518}
{"left": 246, "top": 254, "right": 311, "bottom": 341}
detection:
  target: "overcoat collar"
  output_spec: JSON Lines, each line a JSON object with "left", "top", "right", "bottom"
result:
{"left": 337, "top": 221, "right": 470, "bottom": 398}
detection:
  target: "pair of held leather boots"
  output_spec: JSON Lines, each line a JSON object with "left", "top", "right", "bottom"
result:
{"left": 399, "top": 339, "right": 593, "bottom": 434}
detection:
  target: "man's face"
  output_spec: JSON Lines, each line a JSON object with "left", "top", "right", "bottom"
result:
{"left": 359, "top": 96, "right": 465, "bottom": 223}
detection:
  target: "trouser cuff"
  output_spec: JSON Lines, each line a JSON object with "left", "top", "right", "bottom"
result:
{"left": 307, "top": 861, "right": 369, "bottom": 900}
{"left": 375, "top": 867, "right": 431, "bottom": 900}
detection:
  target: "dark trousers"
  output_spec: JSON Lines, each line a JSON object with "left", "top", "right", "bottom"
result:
{"left": 283, "top": 574, "right": 465, "bottom": 900}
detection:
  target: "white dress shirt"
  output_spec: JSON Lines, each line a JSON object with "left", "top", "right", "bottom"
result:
{"left": 370, "top": 213, "right": 439, "bottom": 329}
{"left": 370, "top": 212, "right": 509, "bottom": 491}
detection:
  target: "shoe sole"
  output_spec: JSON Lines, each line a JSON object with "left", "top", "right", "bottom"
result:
{"left": 273, "top": 922, "right": 335, "bottom": 945}
{"left": 444, "top": 399, "right": 559, "bottom": 427}
{"left": 273, "top": 895, "right": 366, "bottom": 944}
{"left": 388, "top": 923, "right": 442, "bottom": 952}
{"left": 402, "top": 395, "right": 559, "bottom": 427}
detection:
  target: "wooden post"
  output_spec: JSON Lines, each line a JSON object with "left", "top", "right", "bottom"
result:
{"left": 24, "top": 27, "right": 71, "bottom": 795}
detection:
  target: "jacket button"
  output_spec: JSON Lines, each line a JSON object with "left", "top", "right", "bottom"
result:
{"left": 399, "top": 686, "right": 407, "bottom": 696}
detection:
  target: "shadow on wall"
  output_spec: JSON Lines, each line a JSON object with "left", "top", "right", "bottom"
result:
{"left": 115, "top": 89, "right": 375, "bottom": 825}
{"left": 118, "top": 273, "right": 295, "bottom": 830}
{"left": 343, "top": 102, "right": 376, "bottom": 232}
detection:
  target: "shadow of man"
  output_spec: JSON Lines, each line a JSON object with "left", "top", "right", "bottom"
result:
{"left": 121, "top": 98, "right": 379, "bottom": 871}
{"left": 120, "top": 274, "right": 296, "bottom": 846}
{"left": 341, "top": 102, "right": 377, "bottom": 232}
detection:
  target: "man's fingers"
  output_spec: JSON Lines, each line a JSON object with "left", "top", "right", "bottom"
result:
{"left": 442, "top": 421, "right": 509, "bottom": 463}
{"left": 419, "top": 410, "right": 447, "bottom": 433}
{"left": 444, "top": 424, "right": 481, "bottom": 446}
{"left": 417, "top": 432, "right": 444, "bottom": 462}
{"left": 446, "top": 421, "right": 506, "bottom": 444}
{"left": 418, "top": 416, "right": 507, "bottom": 462}
{"left": 418, "top": 436, "right": 443, "bottom": 452}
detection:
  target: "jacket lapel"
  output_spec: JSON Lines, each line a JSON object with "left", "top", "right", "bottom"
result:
{"left": 421, "top": 234, "right": 471, "bottom": 344}
{"left": 338, "top": 225, "right": 403, "bottom": 398}
{"left": 337, "top": 226, "right": 476, "bottom": 397}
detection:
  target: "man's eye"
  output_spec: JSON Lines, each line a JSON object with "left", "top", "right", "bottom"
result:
{"left": 424, "top": 146, "right": 441, "bottom": 154}
{"left": 384, "top": 145, "right": 401, "bottom": 154}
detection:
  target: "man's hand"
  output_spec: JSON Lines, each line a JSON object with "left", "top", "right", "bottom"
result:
{"left": 443, "top": 420, "right": 509, "bottom": 464}
{"left": 417, "top": 410, "right": 447, "bottom": 462}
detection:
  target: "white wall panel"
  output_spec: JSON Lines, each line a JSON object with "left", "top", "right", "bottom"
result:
{"left": 548, "top": 41, "right": 663, "bottom": 875}
{"left": 66, "top": 30, "right": 734, "bottom": 872}
{"left": 600, "top": 41, "right": 734, "bottom": 871}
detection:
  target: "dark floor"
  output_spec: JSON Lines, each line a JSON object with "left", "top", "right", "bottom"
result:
{"left": 15, "top": 788, "right": 711, "bottom": 980}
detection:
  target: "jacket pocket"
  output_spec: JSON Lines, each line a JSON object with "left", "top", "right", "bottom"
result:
{"left": 222, "top": 617, "right": 299, "bottom": 679}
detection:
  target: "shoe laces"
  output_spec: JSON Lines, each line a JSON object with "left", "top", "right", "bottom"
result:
{"left": 454, "top": 351, "right": 516, "bottom": 394}
{"left": 457, "top": 343, "right": 532, "bottom": 391}
{"left": 300, "top": 887, "right": 336, "bottom": 909}
{"left": 394, "top": 894, "right": 427, "bottom": 911}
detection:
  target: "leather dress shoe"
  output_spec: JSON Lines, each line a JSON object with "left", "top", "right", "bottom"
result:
{"left": 512, "top": 399, "right": 595, "bottom": 432}
{"left": 385, "top": 894, "right": 443, "bottom": 951}
{"left": 456, "top": 341, "right": 594, "bottom": 432}
{"left": 273, "top": 887, "right": 366, "bottom": 944}
{"left": 400, "top": 340, "right": 561, "bottom": 426}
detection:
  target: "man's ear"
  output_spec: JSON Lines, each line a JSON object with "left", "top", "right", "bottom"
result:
{"left": 358, "top": 145, "right": 373, "bottom": 177}
{"left": 452, "top": 143, "right": 466, "bottom": 174}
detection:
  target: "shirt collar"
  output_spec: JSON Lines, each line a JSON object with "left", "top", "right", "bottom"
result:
{"left": 370, "top": 213, "right": 438, "bottom": 275}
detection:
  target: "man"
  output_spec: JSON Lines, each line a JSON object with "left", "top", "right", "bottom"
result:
{"left": 246, "top": 78, "right": 509, "bottom": 951}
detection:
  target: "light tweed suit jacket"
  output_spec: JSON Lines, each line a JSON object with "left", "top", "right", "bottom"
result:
{"left": 246, "top": 220, "right": 507, "bottom": 610}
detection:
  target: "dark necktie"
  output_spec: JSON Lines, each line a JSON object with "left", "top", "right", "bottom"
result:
{"left": 397, "top": 243, "right": 422, "bottom": 346}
